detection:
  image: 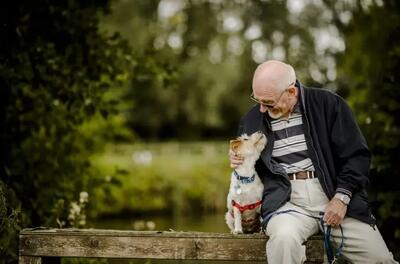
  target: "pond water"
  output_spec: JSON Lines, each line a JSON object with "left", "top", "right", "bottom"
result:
{"left": 87, "top": 213, "right": 265, "bottom": 264}
{"left": 82, "top": 142, "right": 265, "bottom": 263}
{"left": 92, "top": 213, "right": 229, "bottom": 233}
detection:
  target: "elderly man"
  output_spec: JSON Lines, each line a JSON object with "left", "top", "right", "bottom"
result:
{"left": 229, "top": 60, "right": 397, "bottom": 263}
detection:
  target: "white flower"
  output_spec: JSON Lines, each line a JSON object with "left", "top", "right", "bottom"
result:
{"left": 146, "top": 221, "right": 156, "bottom": 230}
{"left": 79, "top": 192, "right": 89, "bottom": 204}
{"left": 68, "top": 201, "right": 81, "bottom": 222}
{"left": 57, "top": 219, "right": 66, "bottom": 228}
{"left": 71, "top": 201, "right": 81, "bottom": 214}
{"left": 133, "top": 220, "right": 145, "bottom": 230}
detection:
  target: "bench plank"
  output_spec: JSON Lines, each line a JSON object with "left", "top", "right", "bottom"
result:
{"left": 19, "top": 228, "right": 324, "bottom": 263}
{"left": 19, "top": 256, "right": 42, "bottom": 264}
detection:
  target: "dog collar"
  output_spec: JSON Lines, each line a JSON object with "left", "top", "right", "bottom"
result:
{"left": 231, "top": 200, "right": 262, "bottom": 213}
{"left": 234, "top": 170, "right": 255, "bottom": 184}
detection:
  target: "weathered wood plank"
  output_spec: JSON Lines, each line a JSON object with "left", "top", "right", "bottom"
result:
{"left": 19, "top": 256, "right": 42, "bottom": 264}
{"left": 19, "top": 229, "right": 324, "bottom": 263}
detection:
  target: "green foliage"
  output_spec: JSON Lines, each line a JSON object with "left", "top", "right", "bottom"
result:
{"left": 0, "top": 0, "right": 133, "bottom": 263}
{"left": 62, "top": 259, "right": 108, "bottom": 264}
{"left": 102, "top": 0, "right": 331, "bottom": 140}
{"left": 1, "top": 0, "right": 399, "bottom": 262}
{"left": 90, "top": 142, "right": 231, "bottom": 217}
{"left": 0, "top": 182, "right": 21, "bottom": 262}
{"left": 332, "top": 0, "right": 400, "bottom": 258}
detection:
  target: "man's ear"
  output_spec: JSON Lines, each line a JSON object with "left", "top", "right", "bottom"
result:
{"left": 288, "top": 86, "right": 297, "bottom": 96}
{"left": 229, "top": 139, "right": 241, "bottom": 153}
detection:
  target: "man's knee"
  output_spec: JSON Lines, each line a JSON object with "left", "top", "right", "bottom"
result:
{"left": 366, "top": 251, "right": 397, "bottom": 264}
{"left": 266, "top": 227, "right": 307, "bottom": 264}
{"left": 268, "top": 224, "right": 303, "bottom": 244}
{"left": 344, "top": 244, "right": 398, "bottom": 264}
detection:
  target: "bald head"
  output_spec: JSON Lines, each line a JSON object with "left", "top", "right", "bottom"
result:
{"left": 252, "top": 60, "right": 296, "bottom": 93}
{"left": 251, "top": 61, "right": 298, "bottom": 118}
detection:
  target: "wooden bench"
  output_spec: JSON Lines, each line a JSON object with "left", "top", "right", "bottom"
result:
{"left": 19, "top": 228, "right": 324, "bottom": 263}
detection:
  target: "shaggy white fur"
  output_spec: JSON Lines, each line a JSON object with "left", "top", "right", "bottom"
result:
{"left": 225, "top": 131, "right": 267, "bottom": 234}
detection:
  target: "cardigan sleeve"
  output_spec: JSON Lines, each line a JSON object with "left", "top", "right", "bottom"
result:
{"left": 330, "top": 95, "right": 371, "bottom": 197}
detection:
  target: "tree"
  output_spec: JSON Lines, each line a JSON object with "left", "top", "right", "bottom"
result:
{"left": 103, "top": 0, "right": 334, "bottom": 140}
{"left": 0, "top": 0, "right": 132, "bottom": 262}
{"left": 331, "top": 0, "right": 400, "bottom": 257}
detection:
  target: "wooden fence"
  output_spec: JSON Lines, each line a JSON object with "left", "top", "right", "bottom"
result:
{"left": 19, "top": 228, "right": 324, "bottom": 263}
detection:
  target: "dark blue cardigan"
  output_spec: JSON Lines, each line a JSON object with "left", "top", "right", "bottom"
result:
{"left": 237, "top": 81, "right": 375, "bottom": 229}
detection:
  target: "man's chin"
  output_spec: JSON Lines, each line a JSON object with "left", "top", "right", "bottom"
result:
{"left": 267, "top": 110, "right": 284, "bottom": 119}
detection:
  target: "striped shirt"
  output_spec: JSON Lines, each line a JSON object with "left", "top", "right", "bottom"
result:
{"left": 270, "top": 106, "right": 315, "bottom": 174}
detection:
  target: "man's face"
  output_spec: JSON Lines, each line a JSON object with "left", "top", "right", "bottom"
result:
{"left": 251, "top": 83, "right": 295, "bottom": 119}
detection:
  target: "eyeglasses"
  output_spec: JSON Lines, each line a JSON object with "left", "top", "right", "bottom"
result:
{"left": 250, "top": 82, "right": 295, "bottom": 110}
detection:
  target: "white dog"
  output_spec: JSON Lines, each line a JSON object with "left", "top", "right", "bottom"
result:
{"left": 225, "top": 131, "right": 267, "bottom": 234}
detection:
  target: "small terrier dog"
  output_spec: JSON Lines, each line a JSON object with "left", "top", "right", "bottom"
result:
{"left": 225, "top": 131, "right": 267, "bottom": 234}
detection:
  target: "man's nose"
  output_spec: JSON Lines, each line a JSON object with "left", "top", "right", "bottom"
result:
{"left": 259, "top": 104, "right": 268, "bottom": 113}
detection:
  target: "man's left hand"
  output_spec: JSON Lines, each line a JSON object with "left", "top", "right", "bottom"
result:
{"left": 323, "top": 197, "right": 347, "bottom": 227}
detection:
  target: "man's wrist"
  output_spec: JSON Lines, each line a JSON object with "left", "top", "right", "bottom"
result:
{"left": 334, "top": 193, "right": 351, "bottom": 206}
{"left": 336, "top": 187, "right": 352, "bottom": 198}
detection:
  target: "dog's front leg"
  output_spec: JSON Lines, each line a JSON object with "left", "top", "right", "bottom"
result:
{"left": 232, "top": 207, "right": 243, "bottom": 234}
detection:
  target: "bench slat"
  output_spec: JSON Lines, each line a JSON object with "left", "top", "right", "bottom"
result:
{"left": 19, "top": 229, "right": 324, "bottom": 262}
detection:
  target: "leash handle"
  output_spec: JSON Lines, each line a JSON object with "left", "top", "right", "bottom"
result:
{"left": 319, "top": 218, "right": 344, "bottom": 264}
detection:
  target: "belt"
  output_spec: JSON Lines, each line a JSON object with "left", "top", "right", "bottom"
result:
{"left": 288, "top": 171, "right": 315, "bottom": 180}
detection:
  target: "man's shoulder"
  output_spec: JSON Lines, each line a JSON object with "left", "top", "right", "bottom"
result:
{"left": 302, "top": 85, "right": 352, "bottom": 117}
{"left": 241, "top": 104, "right": 262, "bottom": 120}
{"left": 238, "top": 105, "right": 265, "bottom": 135}
{"left": 303, "top": 85, "right": 338, "bottom": 98}
{"left": 302, "top": 85, "right": 342, "bottom": 106}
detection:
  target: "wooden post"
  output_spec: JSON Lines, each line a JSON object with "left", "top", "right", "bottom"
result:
{"left": 19, "top": 256, "right": 42, "bottom": 264}
{"left": 19, "top": 256, "right": 61, "bottom": 264}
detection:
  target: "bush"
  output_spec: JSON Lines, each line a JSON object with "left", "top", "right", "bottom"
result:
{"left": 0, "top": 1, "right": 132, "bottom": 263}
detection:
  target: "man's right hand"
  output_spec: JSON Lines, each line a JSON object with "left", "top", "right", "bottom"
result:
{"left": 229, "top": 149, "right": 244, "bottom": 168}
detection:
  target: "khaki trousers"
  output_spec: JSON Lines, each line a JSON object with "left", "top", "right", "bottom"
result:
{"left": 264, "top": 178, "right": 398, "bottom": 264}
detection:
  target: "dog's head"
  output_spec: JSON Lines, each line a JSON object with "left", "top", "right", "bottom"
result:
{"left": 230, "top": 131, "right": 267, "bottom": 159}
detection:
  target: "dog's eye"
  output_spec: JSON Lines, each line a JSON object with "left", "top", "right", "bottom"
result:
{"left": 244, "top": 138, "right": 248, "bottom": 141}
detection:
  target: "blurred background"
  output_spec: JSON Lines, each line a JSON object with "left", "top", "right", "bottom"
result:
{"left": 1, "top": 0, "right": 399, "bottom": 263}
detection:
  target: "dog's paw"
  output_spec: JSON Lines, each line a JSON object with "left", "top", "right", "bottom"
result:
{"left": 232, "top": 229, "right": 243, "bottom": 234}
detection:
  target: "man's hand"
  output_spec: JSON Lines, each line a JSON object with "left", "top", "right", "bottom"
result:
{"left": 323, "top": 197, "right": 347, "bottom": 227}
{"left": 229, "top": 149, "right": 244, "bottom": 168}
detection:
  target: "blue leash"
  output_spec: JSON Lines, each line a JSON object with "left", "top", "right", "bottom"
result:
{"left": 262, "top": 209, "right": 344, "bottom": 264}
{"left": 320, "top": 217, "right": 344, "bottom": 264}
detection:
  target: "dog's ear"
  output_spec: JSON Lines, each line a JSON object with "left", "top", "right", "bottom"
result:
{"left": 230, "top": 139, "right": 241, "bottom": 153}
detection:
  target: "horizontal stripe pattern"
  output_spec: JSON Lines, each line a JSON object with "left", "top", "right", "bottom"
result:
{"left": 271, "top": 112, "right": 315, "bottom": 174}
{"left": 270, "top": 113, "right": 302, "bottom": 130}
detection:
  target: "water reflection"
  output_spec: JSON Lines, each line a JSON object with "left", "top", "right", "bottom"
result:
{"left": 91, "top": 213, "right": 230, "bottom": 233}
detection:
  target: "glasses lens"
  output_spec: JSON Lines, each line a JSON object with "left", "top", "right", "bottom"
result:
{"left": 250, "top": 93, "right": 258, "bottom": 102}
{"left": 250, "top": 94, "right": 270, "bottom": 108}
{"left": 250, "top": 91, "right": 285, "bottom": 109}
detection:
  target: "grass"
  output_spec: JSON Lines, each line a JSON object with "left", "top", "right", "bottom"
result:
{"left": 89, "top": 141, "right": 232, "bottom": 217}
